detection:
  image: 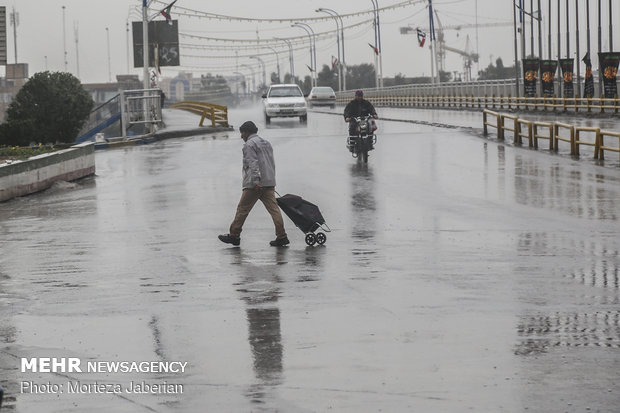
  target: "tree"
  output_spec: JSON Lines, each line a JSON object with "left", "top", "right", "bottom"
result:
{"left": 477, "top": 58, "right": 516, "bottom": 80}
{"left": 345, "top": 63, "right": 376, "bottom": 90}
{"left": 2, "top": 71, "right": 93, "bottom": 146}
{"left": 317, "top": 64, "right": 338, "bottom": 90}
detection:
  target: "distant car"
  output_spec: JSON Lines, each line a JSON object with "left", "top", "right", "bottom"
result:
{"left": 307, "top": 86, "right": 336, "bottom": 109}
{"left": 262, "top": 84, "right": 308, "bottom": 124}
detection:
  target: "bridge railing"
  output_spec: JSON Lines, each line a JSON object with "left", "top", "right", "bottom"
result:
{"left": 482, "top": 109, "right": 620, "bottom": 160}
{"left": 76, "top": 94, "right": 121, "bottom": 143}
{"left": 170, "top": 101, "right": 229, "bottom": 127}
{"left": 336, "top": 80, "right": 620, "bottom": 114}
{"left": 338, "top": 93, "right": 620, "bottom": 114}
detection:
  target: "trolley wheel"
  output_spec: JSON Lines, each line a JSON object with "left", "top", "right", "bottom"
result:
{"left": 316, "top": 232, "right": 327, "bottom": 245}
{"left": 305, "top": 233, "right": 316, "bottom": 246}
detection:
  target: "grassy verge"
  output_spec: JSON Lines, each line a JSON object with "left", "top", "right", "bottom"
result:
{"left": 0, "top": 146, "right": 60, "bottom": 163}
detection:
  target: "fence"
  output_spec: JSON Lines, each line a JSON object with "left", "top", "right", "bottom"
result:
{"left": 120, "top": 89, "right": 163, "bottom": 139}
{"left": 170, "top": 101, "right": 229, "bottom": 127}
{"left": 482, "top": 109, "right": 620, "bottom": 161}
{"left": 337, "top": 93, "right": 620, "bottom": 115}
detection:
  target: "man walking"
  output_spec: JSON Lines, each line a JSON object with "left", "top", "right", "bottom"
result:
{"left": 218, "top": 121, "right": 289, "bottom": 247}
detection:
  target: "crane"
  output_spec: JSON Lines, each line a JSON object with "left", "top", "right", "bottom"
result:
{"left": 402, "top": 12, "right": 511, "bottom": 80}
{"left": 442, "top": 35, "right": 478, "bottom": 81}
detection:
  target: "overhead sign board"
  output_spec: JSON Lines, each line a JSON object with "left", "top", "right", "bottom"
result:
{"left": 132, "top": 20, "right": 180, "bottom": 68}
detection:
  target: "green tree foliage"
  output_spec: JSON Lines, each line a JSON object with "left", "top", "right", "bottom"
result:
{"left": 1, "top": 71, "right": 93, "bottom": 146}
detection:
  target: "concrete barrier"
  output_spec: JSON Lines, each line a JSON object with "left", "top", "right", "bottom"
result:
{"left": 0, "top": 142, "right": 95, "bottom": 202}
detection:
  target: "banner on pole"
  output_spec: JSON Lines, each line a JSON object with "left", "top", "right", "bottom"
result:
{"left": 522, "top": 59, "right": 539, "bottom": 97}
{"left": 559, "top": 59, "right": 574, "bottom": 98}
{"left": 540, "top": 60, "right": 557, "bottom": 97}
{"left": 582, "top": 53, "right": 595, "bottom": 98}
{"left": 598, "top": 52, "right": 620, "bottom": 98}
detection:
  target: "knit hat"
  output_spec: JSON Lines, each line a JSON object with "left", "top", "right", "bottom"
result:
{"left": 239, "top": 121, "right": 258, "bottom": 134}
{"left": 355, "top": 90, "right": 364, "bottom": 97}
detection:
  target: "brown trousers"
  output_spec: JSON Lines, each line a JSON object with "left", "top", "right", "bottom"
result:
{"left": 229, "top": 187, "right": 287, "bottom": 239}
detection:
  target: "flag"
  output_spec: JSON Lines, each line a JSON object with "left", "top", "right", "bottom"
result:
{"left": 368, "top": 43, "right": 379, "bottom": 55}
{"left": 416, "top": 28, "right": 426, "bottom": 47}
{"left": 160, "top": 0, "right": 178, "bottom": 25}
{"left": 332, "top": 56, "right": 338, "bottom": 69}
{"left": 583, "top": 52, "right": 594, "bottom": 98}
{"left": 154, "top": 44, "right": 161, "bottom": 74}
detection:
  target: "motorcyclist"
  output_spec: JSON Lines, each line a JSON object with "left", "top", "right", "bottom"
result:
{"left": 343, "top": 90, "right": 378, "bottom": 151}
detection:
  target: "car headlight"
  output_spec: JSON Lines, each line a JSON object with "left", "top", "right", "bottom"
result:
{"left": 294, "top": 103, "right": 306, "bottom": 108}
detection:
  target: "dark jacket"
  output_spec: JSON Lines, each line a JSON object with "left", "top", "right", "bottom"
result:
{"left": 343, "top": 98, "right": 377, "bottom": 120}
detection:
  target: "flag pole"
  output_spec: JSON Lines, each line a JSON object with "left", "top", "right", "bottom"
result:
{"left": 575, "top": 0, "right": 581, "bottom": 97}
{"left": 142, "top": 0, "right": 150, "bottom": 90}
{"left": 514, "top": 0, "right": 521, "bottom": 95}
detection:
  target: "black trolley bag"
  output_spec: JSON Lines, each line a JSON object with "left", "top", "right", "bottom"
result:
{"left": 276, "top": 193, "right": 331, "bottom": 246}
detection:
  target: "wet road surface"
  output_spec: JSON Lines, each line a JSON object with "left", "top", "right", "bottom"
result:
{"left": 0, "top": 105, "right": 619, "bottom": 412}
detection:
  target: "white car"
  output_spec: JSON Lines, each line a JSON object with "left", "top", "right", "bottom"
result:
{"left": 307, "top": 86, "right": 336, "bottom": 108}
{"left": 262, "top": 84, "right": 308, "bottom": 124}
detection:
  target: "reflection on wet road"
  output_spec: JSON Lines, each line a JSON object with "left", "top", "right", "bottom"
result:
{"left": 0, "top": 105, "right": 619, "bottom": 412}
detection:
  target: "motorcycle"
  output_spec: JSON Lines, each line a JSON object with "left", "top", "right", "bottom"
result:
{"left": 347, "top": 115, "right": 377, "bottom": 163}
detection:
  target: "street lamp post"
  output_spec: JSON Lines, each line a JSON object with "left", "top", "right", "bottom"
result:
{"left": 250, "top": 55, "right": 266, "bottom": 88}
{"left": 316, "top": 7, "right": 345, "bottom": 91}
{"left": 106, "top": 27, "right": 111, "bottom": 82}
{"left": 233, "top": 71, "right": 246, "bottom": 96}
{"left": 241, "top": 64, "right": 256, "bottom": 93}
{"left": 62, "top": 6, "right": 68, "bottom": 71}
{"left": 370, "top": 0, "right": 384, "bottom": 88}
{"left": 292, "top": 22, "right": 317, "bottom": 87}
{"left": 265, "top": 47, "right": 281, "bottom": 83}
{"left": 274, "top": 37, "right": 295, "bottom": 81}
{"left": 142, "top": 0, "right": 150, "bottom": 90}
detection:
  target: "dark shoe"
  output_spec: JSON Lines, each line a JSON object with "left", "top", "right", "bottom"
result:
{"left": 218, "top": 234, "right": 240, "bottom": 246}
{"left": 269, "top": 237, "right": 290, "bottom": 247}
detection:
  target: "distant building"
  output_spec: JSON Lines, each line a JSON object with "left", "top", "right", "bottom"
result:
{"left": 0, "top": 63, "right": 29, "bottom": 122}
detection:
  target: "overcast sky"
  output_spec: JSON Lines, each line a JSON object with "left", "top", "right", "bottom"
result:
{"left": 4, "top": 0, "right": 619, "bottom": 84}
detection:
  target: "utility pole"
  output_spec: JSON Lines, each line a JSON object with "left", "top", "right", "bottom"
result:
{"left": 62, "top": 6, "right": 68, "bottom": 71}
{"left": 126, "top": 21, "right": 130, "bottom": 73}
{"left": 142, "top": 0, "right": 150, "bottom": 90}
{"left": 598, "top": 0, "right": 602, "bottom": 95}
{"left": 530, "top": 0, "right": 534, "bottom": 56}
{"left": 537, "top": 0, "right": 542, "bottom": 59}
{"left": 74, "top": 22, "right": 80, "bottom": 79}
{"left": 10, "top": 7, "right": 18, "bottom": 63}
{"left": 609, "top": 0, "right": 612, "bottom": 51}
{"left": 106, "top": 28, "right": 111, "bottom": 82}
{"left": 513, "top": 0, "right": 521, "bottom": 95}
{"left": 548, "top": 0, "right": 552, "bottom": 59}
{"left": 475, "top": 0, "right": 479, "bottom": 74}
{"left": 566, "top": 0, "right": 569, "bottom": 59}
{"left": 575, "top": 0, "right": 581, "bottom": 96}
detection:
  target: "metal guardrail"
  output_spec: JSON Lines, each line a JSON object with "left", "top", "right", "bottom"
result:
{"left": 337, "top": 93, "right": 620, "bottom": 114}
{"left": 76, "top": 94, "right": 121, "bottom": 142}
{"left": 482, "top": 109, "right": 620, "bottom": 160}
{"left": 170, "top": 101, "right": 229, "bottom": 127}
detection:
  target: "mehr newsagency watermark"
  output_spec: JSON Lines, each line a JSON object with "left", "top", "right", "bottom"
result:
{"left": 20, "top": 357, "right": 186, "bottom": 395}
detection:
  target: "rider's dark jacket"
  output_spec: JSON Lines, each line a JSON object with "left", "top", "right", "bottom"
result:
{"left": 343, "top": 98, "right": 377, "bottom": 120}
